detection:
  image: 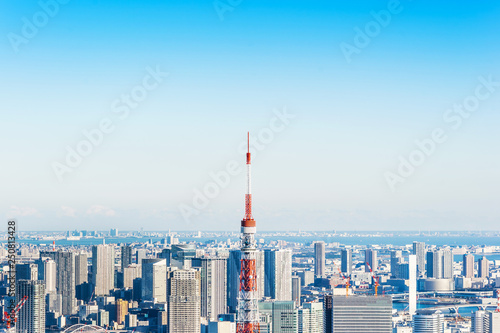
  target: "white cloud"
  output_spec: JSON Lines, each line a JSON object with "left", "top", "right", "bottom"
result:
{"left": 7, "top": 206, "right": 40, "bottom": 217}
{"left": 86, "top": 205, "right": 116, "bottom": 217}
{"left": 58, "top": 206, "right": 77, "bottom": 217}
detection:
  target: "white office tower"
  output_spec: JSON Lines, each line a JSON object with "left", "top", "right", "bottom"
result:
{"left": 413, "top": 242, "right": 426, "bottom": 277}
{"left": 298, "top": 302, "right": 323, "bottom": 333}
{"left": 259, "top": 301, "right": 298, "bottom": 333}
{"left": 314, "top": 242, "right": 325, "bottom": 277}
{"left": 16, "top": 280, "right": 46, "bottom": 333}
{"left": 409, "top": 255, "right": 417, "bottom": 319}
{"left": 92, "top": 245, "right": 115, "bottom": 296}
{"left": 227, "top": 250, "right": 264, "bottom": 313}
{"left": 264, "top": 249, "right": 292, "bottom": 301}
{"left": 43, "top": 259, "right": 57, "bottom": 294}
{"left": 471, "top": 310, "right": 485, "bottom": 333}
{"left": 192, "top": 258, "right": 227, "bottom": 321}
{"left": 56, "top": 251, "right": 76, "bottom": 315}
{"left": 331, "top": 296, "right": 392, "bottom": 333}
{"left": 123, "top": 264, "right": 140, "bottom": 289}
{"left": 167, "top": 269, "right": 201, "bottom": 333}
{"left": 486, "top": 312, "right": 500, "bottom": 332}
{"left": 142, "top": 258, "right": 167, "bottom": 303}
{"left": 475, "top": 311, "right": 500, "bottom": 333}
{"left": 75, "top": 253, "right": 88, "bottom": 286}
{"left": 413, "top": 310, "right": 444, "bottom": 333}
{"left": 442, "top": 250, "right": 453, "bottom": 279}
{"left": 365, "top": 248, "right": 378, "bottom": 273}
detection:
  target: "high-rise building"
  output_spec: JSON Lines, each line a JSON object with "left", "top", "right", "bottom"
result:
{"left": 299, "top": 302, "right": 323, "bottom": 333}
{"left": 340, "top": 249, "right": 352, "bottom": 275}
{"left": 408, "top": 255, "right": 417, "bottom": 319}
{"left": 413, "top": 242, "right": 426, "bottom": 277}
{"left": 413, "top": 310, "right": 444, "bottom": 333}
{"left": 314, "top": 242, "right": 325, "bottom": 277}
{"left": 471, "top": 310, "right": 486, "bottom": 333}
{"left": 75, "top": 253, "right": 88, "bottom": 286}
{"left": 16, "top": 280, "right": 46, "bottom": 333}
{"left": 126, "top": 314, "right": 138, "bottom": 328}
{"left": 37, "top": 258, "right": 57, "bottom": 294}
{"left": 121, "top": 245, "right": 133, "bottom": 271}
{"left": 426, "top": 251, "right": 441, "bottom": 279}
{"left": 478, "top": 257, "right": 489, "bottom": 278}
{"left": 463, "top": 254, "right": 474, "bottom": 278}
{"left": 259, "top": 301, "right": 298, "bottom": 333}
{"left": 142, "top": 258, "right": 167, "bottom": 303}
{"left": 442, "top": 250, "right": 453, "bottom": 279}
{"left": 227, "top": 249, "right": 265, "bottom": 313}
{"left": 192, "top": 257, "right": 227, "bottom": 321}
{"left": 331, "top": 296, "right": 392, "bottom": 333}
{"left": 123, "top": 264, "right": 140, "bottom": 289}
{"left": 390, "top": 250, "right": 402, "bottom": 278}
{"left": 136, "top": 249, "right": 147, "bottom": 266}
{"left": 167, "top": 269, "right": 201, "bottom": 333}
{"left": 264, "top": 249, "right": 292, "bottom": 301}
{"left": 92, "top": 245, "right": 115, "bottom": 296}
{"left": 98, "top": 310, "right": 109, "bottom": 327}
{"left": 116, "top": 299, "right": 128, "bottom": 325}
{"left": 170, "top": 244, "right": 196, "bottom": 269}
{"left": 365, "top": 249, "right": 378, "bottom": 273}
{"left": 56, "top": 251, "right": 76, "bottom": 315}
{"left": 486, "top": 311, "right": 500, "bottom": 332}
{"left": 323, "top": 295, "right": 333, "bottom": 333}
{"left": 16, "top": 263, "right": 38, "bottom": 282}
{"left": 292, "top": 276, "right": 301, "bottom": 306}
{"left": 297, "top": 270, "right": 314, "bottom": 287}
{"left": 427, "top": 250, "right": 453, "bottom": 279}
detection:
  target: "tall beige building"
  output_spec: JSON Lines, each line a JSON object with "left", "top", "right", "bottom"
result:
{"left": 92, "top": 245, "right": 115, "bottom": 296}
{"left": 123, "top": 264, "right": 140, "bottom": 289}
{"left": 478, "top": 256, "right": 489, "bottom": 278}
{"left": 167, "top": 269, "right": 201, "bottom": 333}
{"left": 462, "top": 254, "right": 474, "bottom": 278}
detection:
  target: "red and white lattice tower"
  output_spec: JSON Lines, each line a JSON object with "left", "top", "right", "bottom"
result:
{"left": 237, "top": 133, "right": 260, "bottom": 333}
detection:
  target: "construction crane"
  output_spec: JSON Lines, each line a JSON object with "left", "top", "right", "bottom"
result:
{"left": 4, "top": 296, "right": 28, "bottom": 330}
{"left": 338, "top": 268, "right": 350, "bottom": 297}
{"left": 366, "top": 262, "right": 380, "bottom": 296}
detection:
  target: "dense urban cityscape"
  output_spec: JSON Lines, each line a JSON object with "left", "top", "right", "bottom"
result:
{"left": 1, "top": 229, "right": 500, "bottom": 332}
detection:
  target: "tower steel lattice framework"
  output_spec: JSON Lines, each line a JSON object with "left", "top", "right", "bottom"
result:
{"left": 237, "top": 133, "right": 260, "bottom": 333}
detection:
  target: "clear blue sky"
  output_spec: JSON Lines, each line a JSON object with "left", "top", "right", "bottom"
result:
{"left": 1, "top": 0, "right": 499, "bottom": 231}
